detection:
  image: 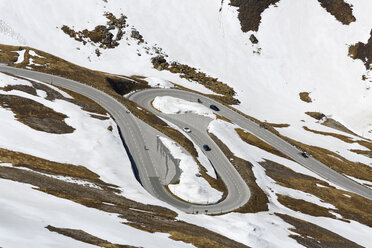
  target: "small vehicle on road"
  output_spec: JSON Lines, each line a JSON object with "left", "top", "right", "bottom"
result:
{"left": 183, "top": 127, "right": 191, "bottom": 133}
{"left": 259, "top": 123, "right": 267, "bottom": 129}
{"left": 210, "top": 104, "right": 220, "bottom": 111}
{"left": 301, "top": 151, "right": 310, "bottom": 158}
{"left": 203, "top": 144, "right": 211, "bottom": 151}
{"left": 144, "top": 146, "right": 149, "bottom": 150}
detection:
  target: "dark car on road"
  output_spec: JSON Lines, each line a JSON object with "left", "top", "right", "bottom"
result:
{"left": 301, "top": 151, "right": 310, "bottom": 158}
{"left": 203, "top": 145, "right": 211, "bottom": 151}
{"left": 210, "top": 104, "right": 220, "bottom": 111}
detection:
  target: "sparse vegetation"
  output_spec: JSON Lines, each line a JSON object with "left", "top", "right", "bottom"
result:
{"left": 349, "top": 29, "right": 372, "bottom": 71}
{"left": 317, "top": 0, "right": 356, "bottom": 25}
{"left": 276, "top": 214, "right": 362, "bottom": 248}
{"left": 46, "top": 226, "right": 137, "bottom": 248}
{"left": 236, "top": 128, "right": 290, "bottom": 159}
{"left": 305, "top": 111, "right": 360, "bottom": 136}
{"left": 305, "top": 111, "right": 326, "bottom": 120}
{"left": 293, "top": 138, "right": 372, "bottom": 181}
{"left": 299, "top": 92, "right": 312, "bottom": 103}
{"left": 229, "top": 0, "right": 280, "bottom": 32}
{"left": 0, "top": 149, "right": 248, "bottom": 248}
{"left": 261, "top": 160, "right": 372, "bottom": 227}
{"left": 264, "top": 122, "right": 290, "bottom": 128}
{"left": 0, "top": 94, "right": 75, "bottom": 134}
{"left": 303, "top": 125, "right": 372, "bottom": 161}
{"left": 230, "top": 0, "right": 355, "bottom": 34}
{"left": 303, "top": 126, "right": 353, "bottom": 143}
{"left": 277, "top": 194, "right": 335, "bottom": 218}
{"left": 151, "top": 56, "right": 239, "bottom": 105}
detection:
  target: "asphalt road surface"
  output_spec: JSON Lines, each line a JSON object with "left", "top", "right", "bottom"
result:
{"left": 0, "top": 66, "right": 250, "bottom": 214}
{"left": 1, "top": 65, "right": 371, "bottom": 216}
{"left": 130, "top": 88, "right": 372, "bottom": 201}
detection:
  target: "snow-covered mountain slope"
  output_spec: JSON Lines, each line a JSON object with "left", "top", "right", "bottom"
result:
{"left": 1, "top": 0, "right": 372, "bottom": 247}
{"left": 1, "top": 0, "right": 372, "bottom": 138}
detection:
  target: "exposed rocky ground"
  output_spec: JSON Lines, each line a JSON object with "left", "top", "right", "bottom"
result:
{"left": 349, "top": 29, "right": 372, "bottom": 81}
{"left": 230, "top": 0, "right": 355, "bottom": 34}
{"left": 61, "top": 13, "right": 128, "bottom": 50}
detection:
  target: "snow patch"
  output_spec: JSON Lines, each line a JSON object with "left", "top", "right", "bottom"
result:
{"left": 153, "top": 96, "right": 215, "bottom": 119}
{"left": 159, "top": 136, "right": 222, "bottom": 204}
{"left": 145, "top": 77, "right": 174, "bottom": 88}
{"left": 29, "top": 50, "right": 44, "bottom": 58}
{"left": 14, "top": 49, "right": 26, "bottom": 64}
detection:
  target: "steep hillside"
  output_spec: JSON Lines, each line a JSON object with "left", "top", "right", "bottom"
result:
{"left": 1, "top": 0, "right": 372, "bottom": 247}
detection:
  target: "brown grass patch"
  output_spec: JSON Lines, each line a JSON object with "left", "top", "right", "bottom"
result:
{"left": 261, "top": 160, "right": 372, "bottom": 227}
{"left": 151, "top": 56, "right": 239, "bottom": 105}
{"left": 293, "top": 138, "right": 372, "bottom": 181}
{"left": 209, "top": 133, "right": 269, "bottom": 213}
{"left": 0, "top": 148, "right": 98, "bottom": 178}
{"left": 303, "top": 126, "right": 354, "bottom": 143}
{"left": 1, "top": 72, "right": 108, "bottom": 116}
{"left": 317, "top": 0, "right": 356, "bottom": 25}
{"left": 236, "top": 128, "right": 290, "bottom": 159}
{"left": 46, "top": 225, "right": 136, "bottom": 248}
{"left": 1, "top": 84, "right": 37, "bottom": 96}
{"left": 54, "top": 86, "right": 108, "bottom": 115}
{"left": 277, "top": 194, "right": 335, "bottom": 218}
{"left": 167, "top": 230, "right": 249, "bottom": 248}
{"left": 0, "top": 45, "right": 20, "bottom": 63}
{"left": 322, "top": 118, "right": 360, "bottom": 136}
{"left": 349, "top": 29, "right": 372, "bottom": 72}
{"left": 251, "top": 118, "right": 372, "bottom": 183}
{"left": 216, "top": 114, "right": 232, "bottom": 123}
{"left": 229, "top": 0, "right": 280, "bottom": 32}
{"left": 351, "top": 140, "right": 372, "bottom": 158}
{"left": 299, "top": 92, "right": 312, "bottom": 103}
{"left": 305, "top": 111, "right": 326, "bottom": 120}
{"left": 305, "top": 112, "right": 359, "bottom": 136}
{"left": 0, "top": 94, "right": 75, "bottom": 134}
{"left": 302, "top": 126, "right": 372, "bottom": 181}
{"left": 264, "top": 122, "right": 290, "bottom": 128}
{"left": 276, "top": 213, "right": 362, "bottom": 248}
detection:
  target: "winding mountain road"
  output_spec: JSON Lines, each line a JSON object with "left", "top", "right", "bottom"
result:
{"left": 1, "top": 65, "right": 371, "bottom": 216}
{"left": 130, "top": 88, "right": 372, "bottom": 202}
{"left": 0, "top": 66, "right": 250, "bottom": 214}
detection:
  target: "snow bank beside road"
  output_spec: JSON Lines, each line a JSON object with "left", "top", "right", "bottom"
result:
{"left": 153, "top": 96, "right": 215, "bottom": 118}
{"left": 144, "top": 77, "right": 174, "bottom": 88}
{"left": 159, "top": 136, "right": 222, "bottom": 204}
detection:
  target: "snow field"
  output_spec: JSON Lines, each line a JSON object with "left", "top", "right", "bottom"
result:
{"left": 206, "top": 118, "right": 372, "bottom": 247}
{"left": 0, "top": 73, "right": 195, "bottom": 247}
{"left": 0, "top": 0, "right": 372, "bottom": 246}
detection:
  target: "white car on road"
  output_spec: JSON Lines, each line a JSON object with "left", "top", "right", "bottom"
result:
{"left": 183, "top": 127, "right": 191, "bottom": 133}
